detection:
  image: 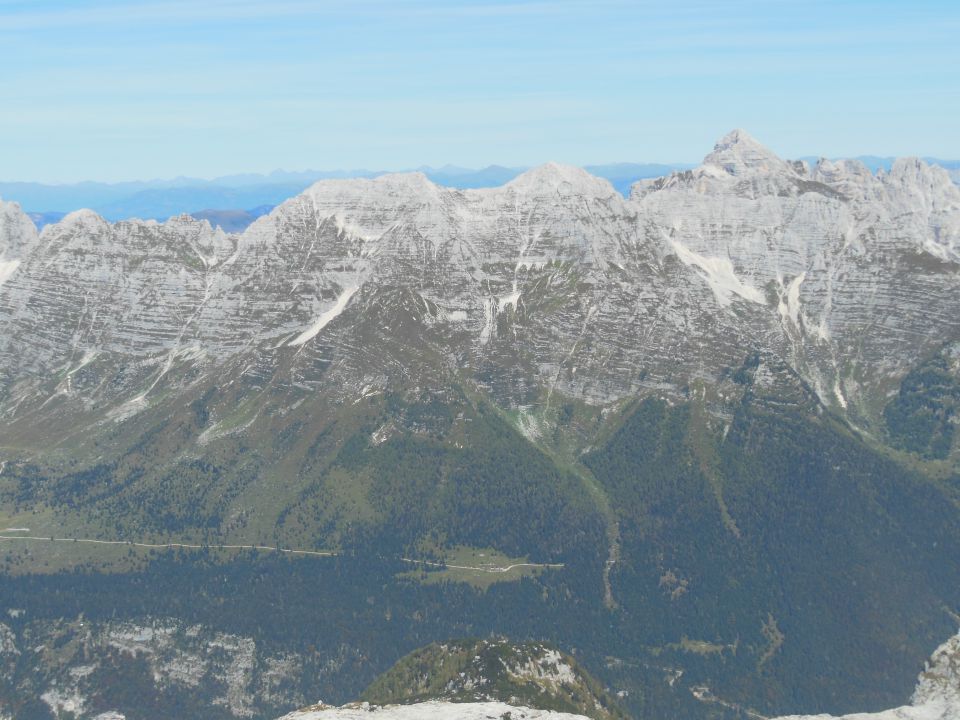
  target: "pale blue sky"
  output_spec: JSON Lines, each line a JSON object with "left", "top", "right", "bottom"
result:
{"left": 1, "top": 0, "right": 958, "bottom": 182}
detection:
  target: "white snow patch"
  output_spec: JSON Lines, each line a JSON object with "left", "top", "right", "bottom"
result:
{"left": 67, "top": 349, "right": 99, "bottom": 375}
{"left": 670, "top": 240, "right": 765, "bottom": 307}
{"left": 833, "top": 379, "right": 848, "bottom": 410}
{"left": 0, "top": 259, "right": 20, "bottom": 286}
{"left": 333, "top": 214, "right": 376, "bottom": 244}
{"left": 777, "top": 272, "right": 806, "bottom": 330}
{"left": 479, "top": 299, "right": 495, "bottom": 344}
{"left": 289, "top": 286, "right": 359, "bottom": 346}
{"left": 516, "top": 407, "right": 541, "bottom": 441}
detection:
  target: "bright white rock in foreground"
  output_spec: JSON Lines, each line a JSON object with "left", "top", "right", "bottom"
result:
{"left": 772, "top": 632, "right": 960, "bottom": 720}
{"left": 278, "top": 701, "right": 590, "bottom": 720}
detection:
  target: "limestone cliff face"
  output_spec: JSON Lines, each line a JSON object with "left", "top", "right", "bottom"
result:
{"left": 0, "top": 129, "right": 958, "bottom": 448}
{"left": 633, "top": 129, "right": 960, "bottom": 419}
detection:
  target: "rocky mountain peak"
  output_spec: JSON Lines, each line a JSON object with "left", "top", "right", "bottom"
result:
{"left": 44, "top": 208, "right": 111, "bottom": 236}
{"left": 504, "top": 162, "right": 619, "bottom": 199}
{"left": 0, "top": 197, "right": 38, "bottom": 263}
{"left": 703, "top": 128, "right": 791, "bottom": 176}
{"left": 883, "top": 156, "right": 960, "bottom": 208}
{"left": 812, "top": 156, "right": 873, "bottom": 181}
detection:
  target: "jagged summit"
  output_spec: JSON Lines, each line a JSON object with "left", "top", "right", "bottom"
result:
{"left": 628, "top": 129, "right": 799, "bottom": 200}
{"left": 37, "top": 208, "right": 112, "bottom": 240}
{"left": 0, "top": 197, "right": 39, "bottom": 259}
{"left": 703, "top": 128, "right": 791, "bottom": 176}
{"left": 884, "top": 156, "right": 960, "bottom": 204}
{"left": 812, "top": 156, "right": 874, "bottom": 180}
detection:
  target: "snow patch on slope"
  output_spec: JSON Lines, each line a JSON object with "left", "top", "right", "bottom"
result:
{"left": 289, "top": 286, "right": 359, "bottom": 346}
{"left": 0, "top": 259, "right": 19, "bottom": 287}
{"left": 670, "top": 239, "right": 766, "bottom": 307}
{"left": 516, "top": 406, "right": 542, "bottom": 441}
{"left": 777, "top": 272, "right": 806, "bottom": 330}
{"left": 480, "top": 299, "right": 496, "bottom": 344}
{"left": 833, "top": 379, "right": 849, "bottom": 410}
{"left": 333, "top": 214, "right": 376, "bottom": 244}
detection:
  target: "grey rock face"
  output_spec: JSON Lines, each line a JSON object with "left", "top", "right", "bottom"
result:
{"left": 0, "top": 130, "right": 958, "bottom": 444}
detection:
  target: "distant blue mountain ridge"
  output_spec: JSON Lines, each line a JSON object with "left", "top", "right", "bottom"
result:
{"left": 8, "top": 158, "right": 960, "bottom": 232}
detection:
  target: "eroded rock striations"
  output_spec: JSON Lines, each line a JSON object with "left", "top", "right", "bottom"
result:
{"left": 1, "top": 129, "right": 960, "bottom": 720}
{"left": 1, "top": 130, "right": 957, "bottom": 440}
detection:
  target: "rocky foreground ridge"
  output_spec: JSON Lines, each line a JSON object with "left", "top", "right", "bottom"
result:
{"left": 277, "top": 702, "right": 590, "bottom": 720}
{"left": 273, "top": 636, "right": 616, "bottom": 720}
{"left": 770, "top": 630, "right": 960, "bottom": 720}
{"left": 273, "top": 637, "right": 621, "bottom": 720}
{"left": 275, "top": 632, "right": 960, "bottom": 720}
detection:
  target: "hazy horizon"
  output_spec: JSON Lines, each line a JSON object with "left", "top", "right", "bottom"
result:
{"left": 3, "top": 148, "right": 959, "bottom": 188}
{"left": 2, "top": 0, "right": 958, "bottom": 183}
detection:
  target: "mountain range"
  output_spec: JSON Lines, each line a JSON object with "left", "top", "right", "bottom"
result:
{"left": 6, "top": 164, "right": 694, "bottom": 229}
{"left": 7, "top": 156, "right": 959, "bottom": 232}
{"left": 0, "top": 129, "right": 958, "bottom": 720}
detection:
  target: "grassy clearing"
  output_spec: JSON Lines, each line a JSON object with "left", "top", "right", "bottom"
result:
{"left": 399, "top": 545, "right": 548, "bottom": 590}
